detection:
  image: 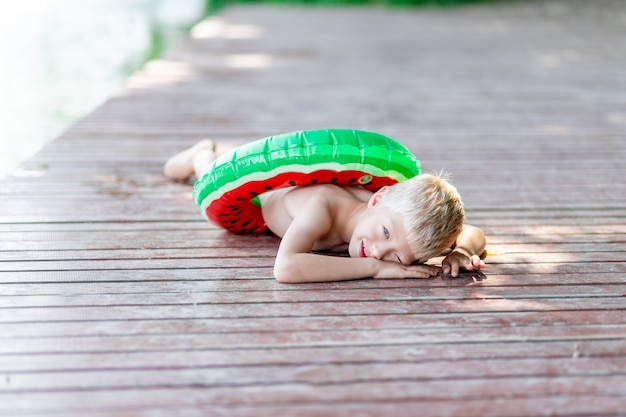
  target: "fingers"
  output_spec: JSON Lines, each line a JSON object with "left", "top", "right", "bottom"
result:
{"left": 405, "top": 268, "right": 439, "bottom": 279}
{"left": 399, "top": 264, "right": 439, "bottom": 279}
{"left": 442, "top": 257, "right": 461, "bottom": 277}
{"left": 442, "top": 254, "right": 485, "bottom": 277}
{"left": 465, "top": 255, "right": 485, "bottom": 271}
{"left": 376, "top": 263, "right": 440, "bottom": 279}
{"left": 412, "top": 265, "right": 440, "bottom": 277}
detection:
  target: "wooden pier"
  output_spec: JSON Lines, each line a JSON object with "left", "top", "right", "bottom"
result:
{"left": 1, "top": 1, "right": 626, "bottom": 415}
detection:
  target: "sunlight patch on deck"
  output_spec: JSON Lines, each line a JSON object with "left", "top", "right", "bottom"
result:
{"left": 225, "top": 54, "right": 272, "bottom": 69}
{"left": 191, "top": 18, "right": 262, "bottom": 40}
{"left": 123, "top": 59, "right": 196, "bottom": 89}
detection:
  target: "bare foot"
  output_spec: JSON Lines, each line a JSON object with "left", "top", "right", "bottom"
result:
{"left": 163, "top": 139, "right": 216, "bottom": 181}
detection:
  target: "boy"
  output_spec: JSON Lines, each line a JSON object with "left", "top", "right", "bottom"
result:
{"left": 164, "top": 139, "right": 486, "bottom": 283}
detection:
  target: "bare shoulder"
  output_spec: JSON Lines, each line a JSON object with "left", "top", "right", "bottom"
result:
{"left": 340, "top": 186, "right": 373, "bottom": 202}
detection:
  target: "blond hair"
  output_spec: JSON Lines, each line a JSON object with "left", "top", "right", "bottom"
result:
{"left": 379, "top": 173, "right": 465, "bottom": 261}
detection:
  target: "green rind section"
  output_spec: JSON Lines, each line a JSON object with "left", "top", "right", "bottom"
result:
{"left": 193, "top": 129, "right": 420, "bottom": 211}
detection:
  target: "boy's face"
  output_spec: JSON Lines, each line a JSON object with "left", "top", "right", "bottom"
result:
{"left": 348, "top": 204, "right": 416, "bottom": 265}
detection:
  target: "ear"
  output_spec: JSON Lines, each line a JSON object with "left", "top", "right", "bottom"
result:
{"left": 367, "top": 186, "right": 390, "bottom": 208}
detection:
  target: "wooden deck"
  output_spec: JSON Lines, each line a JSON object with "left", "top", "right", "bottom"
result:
{"left": 2, "top": 1, "right": 626, "bottom": 415}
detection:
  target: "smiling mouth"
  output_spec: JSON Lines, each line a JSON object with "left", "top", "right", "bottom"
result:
{"left": 360, "top": 241, "right": 367, "bottom": 258}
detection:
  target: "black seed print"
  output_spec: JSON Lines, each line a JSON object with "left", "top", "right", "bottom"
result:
{"left": 236, "top": 197, "right": 246, "bottom": 201}
{"left": 264, "top": 185, "right": 273, "bottom": 191}
{"left": 348, "top": 178, "right": 356, "bottom": 184}
{"left": 241, "top": 219, "right": 251, "bottom": 228}
{"left": 330, "top": 178, "right": 338, "bottom": 183}
{"left": 310, "top": 179, "right": 318, "bottom": 184}
{"left": 289, "top": 181, "right": 296, "bottom": 186}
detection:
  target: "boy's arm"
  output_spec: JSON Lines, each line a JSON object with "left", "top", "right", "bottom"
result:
{"left": 441, "top": 224, "right": 486, "bottom": 277}
{"left": 273, "top": 200, "right": 438, "bottom": 283}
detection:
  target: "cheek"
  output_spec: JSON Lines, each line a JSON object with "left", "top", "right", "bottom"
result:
{"left": 347, "top": 233, "right": 361, "bottom": 258}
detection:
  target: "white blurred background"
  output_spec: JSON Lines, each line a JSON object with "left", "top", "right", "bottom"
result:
{"left": 0, "top": 0, "right": 208, "bottom": 178}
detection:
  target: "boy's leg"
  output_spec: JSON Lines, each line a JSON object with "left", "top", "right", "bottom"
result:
{"left": 163, "top": 140, "right": 215, "bottom": 181}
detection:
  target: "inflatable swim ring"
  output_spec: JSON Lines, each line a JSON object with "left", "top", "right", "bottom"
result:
{"left": 193, "top": 129, "right": 420, "bottom": 234}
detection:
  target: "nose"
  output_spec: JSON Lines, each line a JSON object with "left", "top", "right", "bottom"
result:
{"left": 370, "top": 244, "right": 381, "bottom": 260}
{"left": 371, "top": 243, "right": 391, "bottom": 261}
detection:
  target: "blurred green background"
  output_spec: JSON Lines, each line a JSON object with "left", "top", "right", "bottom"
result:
{"left": 0, "top": 0, "right": 210, "bottom": 178}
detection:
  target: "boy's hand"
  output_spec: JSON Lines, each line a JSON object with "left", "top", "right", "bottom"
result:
{"left": 373, "top": 260, "right": 440, "bottom": 279}
{"left": 442, "top": 250, "right": 485, "bottom": 277}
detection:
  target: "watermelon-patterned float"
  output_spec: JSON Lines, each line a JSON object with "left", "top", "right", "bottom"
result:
{"left": 192, "top": 129, "right": 421, "bottom": 234}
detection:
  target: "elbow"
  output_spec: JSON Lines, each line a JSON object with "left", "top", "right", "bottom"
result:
{"left": 273, "top": 259, "right": 300, "bottom": 284}
{"left": 273, "top": 269, "right": 293, "bottom": 284}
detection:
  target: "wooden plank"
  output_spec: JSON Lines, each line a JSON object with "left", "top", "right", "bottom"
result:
{"left": 2, "top": 297, "right": 625, "bottom": 324}
{"left": 0, "top": 309, "right": 624, "bottom": 340}
{"left": 3, "top": 357, "right": 626, "bottom": 393}
{"left": 1, "top": 339, "right": 624, "bottom": 372}
{"left": 0, "top": 386, "right": 624, "bottom": 417}
{"left": 1, "top": 285, "right": 626, "bottom": 309}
